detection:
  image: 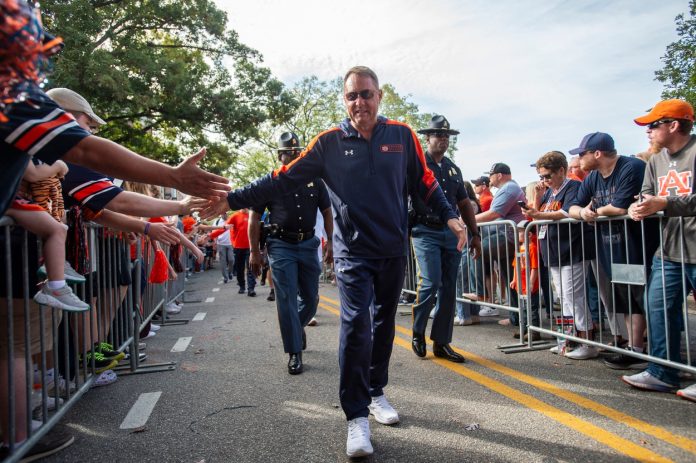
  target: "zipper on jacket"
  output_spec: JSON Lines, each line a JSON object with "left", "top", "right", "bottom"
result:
{"left": 368, "top": 140, "right": 376, "bottom": 175}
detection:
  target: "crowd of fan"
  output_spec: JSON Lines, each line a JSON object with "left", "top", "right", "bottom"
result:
{"left": 416, "top": 109, "right": 696, "bottom": 405}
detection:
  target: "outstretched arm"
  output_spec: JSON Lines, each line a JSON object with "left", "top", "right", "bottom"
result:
{"left": 105, "top": 191, "right": 203, "bottom": 218}
{"left": 63, "top": 141, "right": 230, "bottom": 200}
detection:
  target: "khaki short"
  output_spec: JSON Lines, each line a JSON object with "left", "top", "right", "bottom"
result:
{"left": 0, "top": 299, "right": 62, "bottom": 356}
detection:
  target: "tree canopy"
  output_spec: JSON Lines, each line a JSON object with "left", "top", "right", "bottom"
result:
{"left": 656, "top": 0, "right": 696, "bottom": 107}
{"left": 41, "top": 0, "right": 297, "bottom": 173}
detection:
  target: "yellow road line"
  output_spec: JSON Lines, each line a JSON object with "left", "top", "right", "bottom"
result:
{"left": 319, "top": 295, "right": 687, "bottom": 461}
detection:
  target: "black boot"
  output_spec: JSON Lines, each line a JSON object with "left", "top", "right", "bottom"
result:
{"left": 288, "top": 352, "right": 303, "bottom": 375}
{"left": 412, "top": 332, "right": 426, "bottom": 358}
{"left": 433, "top": 343, "right": 465, "bottom": 363}
{"left": 267, "top": 289, "right": 275, "bottom": 301}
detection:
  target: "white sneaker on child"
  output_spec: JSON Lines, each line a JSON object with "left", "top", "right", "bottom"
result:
{"left": 368, "top": 394, "right": 399, "bottom": 425}
{"left": 454, "top": 316, "right": 465, "bottom": 326}
{"left": 34, "top": 285, "right": 89, "bottom": 312}
{"left": 346, "top": 417, "right": 373, "bottom": 458}
{"left": 63, "top": 262, "right": 85, "bottom": 283}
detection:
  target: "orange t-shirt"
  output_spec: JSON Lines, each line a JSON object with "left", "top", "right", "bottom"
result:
{"left": 228, "top": 210, "right": 250, "bottom": 249}
{"left": 479, "top": 190, "right": 493, "bottom": 212}
{"left": 512, "top": 237, "right": 539, "bottom": 294}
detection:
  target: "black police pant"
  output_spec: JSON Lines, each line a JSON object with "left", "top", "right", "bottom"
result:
{"left": 335, "top": 256, "right": 405, "bottom": 420}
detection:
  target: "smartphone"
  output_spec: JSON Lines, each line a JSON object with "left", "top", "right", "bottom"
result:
{"left": 517, "top": 200, "right": 529, "bottom": 209}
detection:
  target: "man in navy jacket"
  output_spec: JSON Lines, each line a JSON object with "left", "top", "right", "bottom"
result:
{"left": 202, "top": 66, "right": 466, "bottom": 458}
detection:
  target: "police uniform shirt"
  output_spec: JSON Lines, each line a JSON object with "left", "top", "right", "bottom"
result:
{"left": 252, "top": 178, "right": 330, "bottom": 233}
{"left": 410, "top": 153, "right": 467, "bottom": 218}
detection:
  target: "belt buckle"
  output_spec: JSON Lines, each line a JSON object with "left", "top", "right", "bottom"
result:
{"left": 297, "top": 232, "right": 304, "bottom": 241}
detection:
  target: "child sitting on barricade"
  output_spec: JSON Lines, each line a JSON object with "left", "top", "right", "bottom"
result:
{"left": 509, "top": 221, "right": 540, "bottom": 342}
{"left": 5, "top": 160, "right": 88, "bottom": 312}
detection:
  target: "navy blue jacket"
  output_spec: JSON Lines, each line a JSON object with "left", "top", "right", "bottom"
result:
{"left": 227, "top": 117, "right": 457, "bottom": 258}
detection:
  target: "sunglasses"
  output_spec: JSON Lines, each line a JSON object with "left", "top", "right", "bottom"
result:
{"left": 578, "top": 150, "right": 594, "bottom": 157}
{"left": 345, "top": 90, "right": 375, "bottom": 101}
{"left": 539, "top": 173, "right": 553, "bottom": 180}
{"left": 430, "top": 131, "right": 450, "bottom": 139}
{"left": 647, "top": 119, "right": 675, "bottom": 130}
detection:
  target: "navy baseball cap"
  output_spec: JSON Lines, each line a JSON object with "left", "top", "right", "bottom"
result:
{"left": 569, "top": 132, "right": 615, "bottom": 155}
{"left": 486, "top": 163, "right": 511, "bottom": 175}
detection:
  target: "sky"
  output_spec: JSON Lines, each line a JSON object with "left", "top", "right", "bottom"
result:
{"left": 216, "top": 0, "right": 688, "bottom": 186}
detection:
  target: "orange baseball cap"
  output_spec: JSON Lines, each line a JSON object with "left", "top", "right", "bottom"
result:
{"left": 634, "top": 99, "right": 694, "bottom": 125}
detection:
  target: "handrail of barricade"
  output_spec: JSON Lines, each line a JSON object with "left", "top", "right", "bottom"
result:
{"left": 518, "top": 213, "right": 695, "bottom": 376}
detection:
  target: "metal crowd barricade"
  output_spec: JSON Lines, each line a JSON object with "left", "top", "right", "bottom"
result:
{"left": 518, "top": 214, "right": 696, "bottom": 376}
{"left": 0, "top": 216, "right": 191, "bottom": 462}
{"left": 454, "top": 220, "right": 527, "bottom": 342}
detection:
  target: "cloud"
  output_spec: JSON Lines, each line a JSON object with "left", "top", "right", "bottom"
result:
{"left": 217, "top": 0, "right": 686, "bottom": 185}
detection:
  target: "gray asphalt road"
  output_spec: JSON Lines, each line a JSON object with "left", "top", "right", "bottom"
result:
{"left": 43, "top": 269, "right": 696, "bottom": 463}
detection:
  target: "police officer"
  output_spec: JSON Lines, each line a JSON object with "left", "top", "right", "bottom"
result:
{"left": 410, "top": 115, "right": 481, "bottom": 363}
{"left": 249, "top": 132, "right": 333, "bottom": 375}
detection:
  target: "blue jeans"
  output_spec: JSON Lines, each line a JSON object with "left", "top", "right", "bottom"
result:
{"left": 411, "top": 225, "right": 461, "bottom": 344}
{"left": 233, "top": 248, "right": 255, "bottom": 291}
{"left": 456, "top": 248, "right": 478, "bottom": 320}
{"left": 470, "top": 229, "right": 515, "bottom": 297}
{"left": 646, "top": 256, "right": 695, "bottom": 385}
{"left": 267, "top": 236, "right": 321, "bottom": 354}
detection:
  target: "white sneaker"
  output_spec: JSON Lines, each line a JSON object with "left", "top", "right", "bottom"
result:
{"left": 150, "top": 323, "right": 161, "bottom": 332}
{"left": 454, "top": 316, "right": 465, "bottom": 326}
{"left": 346, "top": 417, "right": 373, "bottom": 458}
{"left": 368, "top": 394, "right": 400, "bottom": 425}
{"left": 677, "top": 383, "right": 696, "bottom": 403}
{"left": 478, "top": 306, "right": 499, "bottom": 317}
{"left": 565, "top": 345, "right": 599, "bottom": 360}
{"left": 621, "top": 371, "right": 678, "bottom": 392}
{"left": 144, "top": 330, "right": 156, "bottom": 339}
{"left": 34, "top": 285, "right": 89, "bottom": 312}
{"left": 63, "top": 261, "right": 86, "bottom": 283}
{"left": 165, "top": 302, "right": 181, "bottom": 314}
{"left": 549, "top": 345, "right": 559, "bottom": 354}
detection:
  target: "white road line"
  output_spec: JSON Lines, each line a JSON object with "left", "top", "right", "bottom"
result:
{"left": 171, "top": 337, "right": 192, "bottom": 353}
{"left": 192, "top": 312, "right": 206, "bottom": 321}
{"left": 212, "top": 288, "right": 220, "bottom": 292}
{"left": 205, "top": 297, "right": 215, "bottom": 303}
{"left": 119, "top": 392, "right": 162, "bottom": 429}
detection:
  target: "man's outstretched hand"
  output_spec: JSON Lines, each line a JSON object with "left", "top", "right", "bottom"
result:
{"left": 200, "top": 196, "right": 231, "bottom": 220}
{"left": 172, "top": 148, "right": 231, "bottom": 200}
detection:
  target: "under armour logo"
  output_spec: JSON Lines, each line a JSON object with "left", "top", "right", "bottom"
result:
{"left": 669, "top": 161, "right": 677, "bottom": 167}
{"left": 345, "top": 150, "right": 354, "bottom": 156}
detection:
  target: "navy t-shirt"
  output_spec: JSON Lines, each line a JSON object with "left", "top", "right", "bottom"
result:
{"left": 565, "top": 156, "right": 657, "bottom": 276}
{"left": 539, "top": 179, "right": 595, "bottom": 267}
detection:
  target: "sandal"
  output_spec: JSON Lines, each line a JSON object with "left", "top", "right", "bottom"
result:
{"left": 92, "top": 369, "right": 117, "bottom": 388}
